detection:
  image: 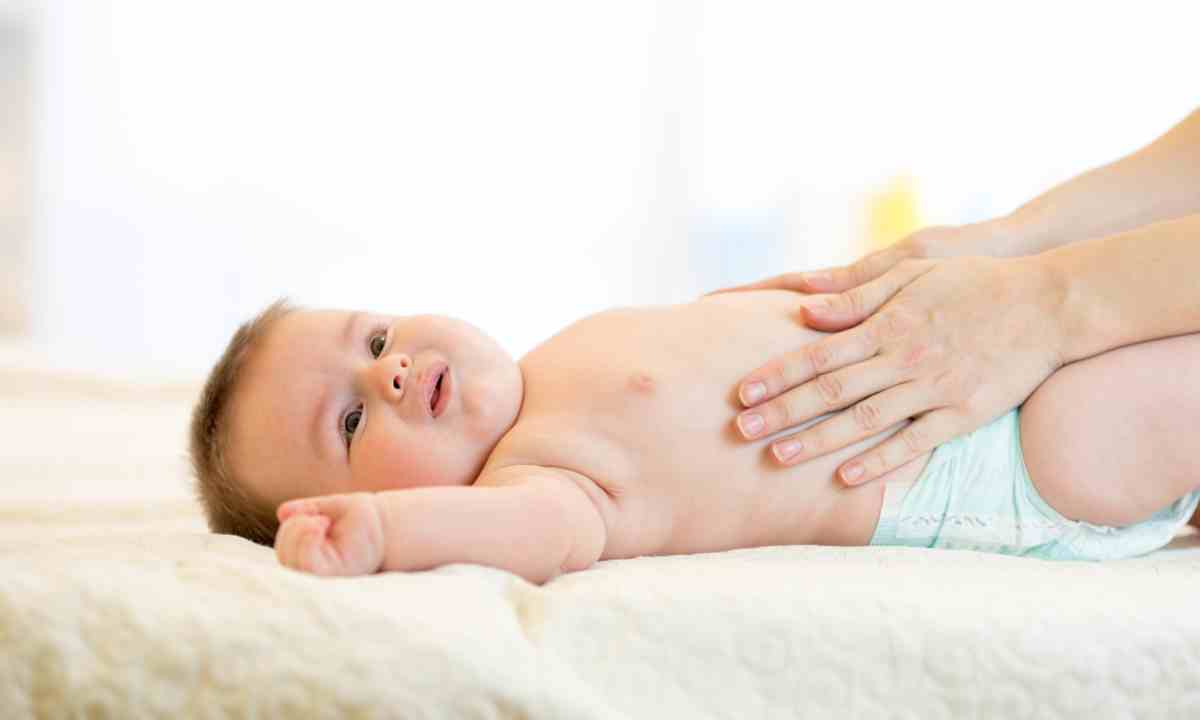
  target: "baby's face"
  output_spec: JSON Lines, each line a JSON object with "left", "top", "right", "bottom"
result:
{"left": 229, "top": 310, "right": 523, "bottom": 510}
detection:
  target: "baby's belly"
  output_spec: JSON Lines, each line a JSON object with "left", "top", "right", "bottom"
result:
{"left": 586, "top": 408, "right": 932, "bottom": 559}
{"left": 513, "top": 297, "right": 936, "bottom": 559}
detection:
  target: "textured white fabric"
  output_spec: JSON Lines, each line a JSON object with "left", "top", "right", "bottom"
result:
{"left": 3, "top": 365, "right": 1199, "bottom": 718}
{"left": 5, "top": 527, "right": 1200, "bottom": 718}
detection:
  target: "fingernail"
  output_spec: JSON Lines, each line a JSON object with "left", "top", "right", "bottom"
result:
{"left": 798, "top": 295, "right": 834, "bottom": 312}
{"left": 841, "top": 462, "right": 864, "bottom": 485}
{"left": 803, "top": 300, "right": 834, "bottom": 317}
{"left": 773, "top": 439, "right": 803, "bottom": 463}
{"left": 740, "top": 382, "right": 766, "bottom": 405}
{"left": 737, "top": 413, "right": 765, "bottom": 438}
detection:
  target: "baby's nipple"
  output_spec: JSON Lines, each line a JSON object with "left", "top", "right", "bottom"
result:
{"left": 628, "top": 372, "right": 656, "bottom": 395}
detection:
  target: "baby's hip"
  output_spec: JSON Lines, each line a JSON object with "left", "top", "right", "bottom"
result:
{"left": 870, "top": 409, "right": 1200, "bottom": 560}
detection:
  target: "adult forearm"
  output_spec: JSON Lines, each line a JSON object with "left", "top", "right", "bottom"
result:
{"left": 986, "top": 108, "right": 1200, "bottom": 257}
{"left": 1040, "top": 212, "right": 1200, "bottom": 365}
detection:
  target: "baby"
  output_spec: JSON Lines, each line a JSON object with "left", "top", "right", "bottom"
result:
{"left": 190, "top": 292, "right": 1200, "bottom": 583}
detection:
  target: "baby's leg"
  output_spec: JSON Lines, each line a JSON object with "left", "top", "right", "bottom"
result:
{"left": 1019, "top": 332, "right": 1200, "bottom": 527}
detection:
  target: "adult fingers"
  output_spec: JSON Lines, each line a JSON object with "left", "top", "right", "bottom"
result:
{"left": 835, "top": 408, "right": 963, "bottom": 486}
{"left": 801, "top": 259, "right": 933, "bottom": 332}
{"left": 709, "top": 237, "right": 920, "bottom": 297}
{"left": 706, "top": 271, "right": 815, "bottom": 296}
{"left": 766, "top": 381, "right": 933, "bottom": 466}
{"left": 739, "top": 321, "right": 884, "bottom": 408}
{"left": 797, "top": 245, "right": 914, "bottom": 295}
{"left": 735, "top": 356, "right": 904, "bottom": 440}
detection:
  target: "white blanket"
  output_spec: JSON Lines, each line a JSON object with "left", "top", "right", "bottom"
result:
{"left": 3, "top": 362, "right": 1199, "bottom": 718}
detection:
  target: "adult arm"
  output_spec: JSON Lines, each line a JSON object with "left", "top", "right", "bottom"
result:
{"left": 995, "top": 105, "right": 1200, "bottom": 257}
{"left": 1040, "top": 212, "right": 1200, "bottom": 363}
{"left": 733, "top": 212, "right": 1200, "bottom": 487}
{"left": 722, "top": 106, "right": 1200, "bottom": 296}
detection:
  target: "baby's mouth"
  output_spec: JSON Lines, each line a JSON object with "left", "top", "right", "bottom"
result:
{"left": 430, "top": 371, "right": 444, "bottom": 414}
{"left": 425, "top": 363, "right": 451, "bottom": 418}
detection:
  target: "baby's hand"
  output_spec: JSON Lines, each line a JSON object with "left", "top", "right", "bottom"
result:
{"left": 275, "top": 493, "right": 386, "bottom": 577}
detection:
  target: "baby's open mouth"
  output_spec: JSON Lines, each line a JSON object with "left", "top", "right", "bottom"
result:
{"left": 425, "top": 363, "right": 450, "bottom": 418}
{"left": 430, "top": 371, "right": 444, "bottom": 414}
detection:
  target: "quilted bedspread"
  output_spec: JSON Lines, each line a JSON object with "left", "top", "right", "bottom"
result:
{"left": 2, "top": 358, "right": 1199, "bottom": 718}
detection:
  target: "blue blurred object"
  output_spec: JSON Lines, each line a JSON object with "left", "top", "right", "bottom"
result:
{"left": 686, "top": 209, "right": 788, "bottom": 294}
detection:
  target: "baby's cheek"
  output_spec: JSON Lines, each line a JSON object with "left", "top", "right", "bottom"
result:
{"left": 352, "top": 425, "right": 458, "bottom": 491}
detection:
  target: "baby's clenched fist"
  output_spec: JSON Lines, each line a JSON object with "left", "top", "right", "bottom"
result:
{"left": 275, "top": 492, "right": 386, "bottom": 576}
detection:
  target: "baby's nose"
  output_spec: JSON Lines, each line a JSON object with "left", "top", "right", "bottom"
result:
{"left": 374, "top": 354, "right": 412, "bottom": 399}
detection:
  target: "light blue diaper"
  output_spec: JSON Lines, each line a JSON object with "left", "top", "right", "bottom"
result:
{"left": 869, "top": 409, "right": 1200, "bottom": 560}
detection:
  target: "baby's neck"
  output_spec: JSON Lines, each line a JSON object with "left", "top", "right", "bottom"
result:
{"left": 472, "top": 384, "right": 527, "bottom": 481}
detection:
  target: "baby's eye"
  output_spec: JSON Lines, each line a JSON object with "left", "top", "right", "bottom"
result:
{"left": 369, "top": 332, "right": 387, "bottom": 358}
{"left": 343, "top": 408, "right": 363, "bottom": 441}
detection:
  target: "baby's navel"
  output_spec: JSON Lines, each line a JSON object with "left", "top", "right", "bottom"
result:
{"left": 628, "top": 372, "right": 656, "bottom": 394}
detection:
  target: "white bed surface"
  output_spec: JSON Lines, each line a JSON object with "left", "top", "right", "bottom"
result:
{"left": 4, "top": 363, "right": 1200, "bottom": 718}
{"left": 6, "top": 526, "right": 1200, "bottom": 719}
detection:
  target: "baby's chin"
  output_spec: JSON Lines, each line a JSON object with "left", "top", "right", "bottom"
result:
{"left": 461, "top": 355, "right": 524, "bottom": 440}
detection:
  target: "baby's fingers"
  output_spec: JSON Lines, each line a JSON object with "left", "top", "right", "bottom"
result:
{"left": 298, "top": 520, "right": 345, "bottom": 575}
{"left": 277, "top": 515, "right": 332, "bottom": 572}
{"left": 277, "top": 497, "right": 320, "bottom": 523}
{"left": 278, "top": 493, "right": 358, "bottom": 524}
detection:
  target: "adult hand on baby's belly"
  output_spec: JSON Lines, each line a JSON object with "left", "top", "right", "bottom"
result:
{"left": 716, "top": 245, "right": 1068, "bottom": 488}
{"left": 275, "top": 493, "right": 386, "bottom": 576}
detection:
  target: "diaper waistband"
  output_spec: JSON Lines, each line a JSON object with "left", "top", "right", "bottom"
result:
{"left": 869, "top": 479, "right": 914, "bottom": 546}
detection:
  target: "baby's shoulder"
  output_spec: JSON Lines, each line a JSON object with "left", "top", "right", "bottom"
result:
{"left": 484, "top": 417, "right": 636, "bottom": 499}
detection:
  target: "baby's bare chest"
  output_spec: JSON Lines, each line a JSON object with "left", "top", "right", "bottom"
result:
{"left": 501, "top": 360, "right": 732, "bottom": 490}
{"left": 495, "top": 312, "right": 798, "bottom": 555}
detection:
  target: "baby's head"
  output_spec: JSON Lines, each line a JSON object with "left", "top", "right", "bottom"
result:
{"left": 189, "top": 299, "right": 523, "bottom": 546}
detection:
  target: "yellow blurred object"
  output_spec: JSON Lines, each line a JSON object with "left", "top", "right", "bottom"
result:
{"left": 864, "top": 175, "right": 923, "bottom": 252}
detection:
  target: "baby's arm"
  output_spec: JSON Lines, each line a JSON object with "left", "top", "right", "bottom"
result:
{"left": 1019, "top": 332, "right": 1200, "bottom": 527}
{"left": 275, "top": 467, "right": 609, "bottom": 584}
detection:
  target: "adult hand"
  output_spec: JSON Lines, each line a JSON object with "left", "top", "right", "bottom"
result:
{"left": 727, "top": 248, "right": 1068, "bottom": 486}
{"left": 715, "top": 225, "right": 979, "bottom": 298}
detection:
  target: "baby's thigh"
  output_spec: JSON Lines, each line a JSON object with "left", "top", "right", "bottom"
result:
{"left": 1019, "top": 333, "right": 1200, "bottom": 527}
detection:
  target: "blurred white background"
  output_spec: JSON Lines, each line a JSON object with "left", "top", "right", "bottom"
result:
{"left": 2, "top": 0, "right": 1198, "bottom": 381}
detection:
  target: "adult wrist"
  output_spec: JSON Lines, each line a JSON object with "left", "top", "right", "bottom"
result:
{"left": 973, "top": 212, "right": 1043, "bottom": 257}
{"left": 912, "top": 217, "right": 1030, "bottom": 260}
{"left": 1022, "top": 247, "right": 1091, "bottom": 368}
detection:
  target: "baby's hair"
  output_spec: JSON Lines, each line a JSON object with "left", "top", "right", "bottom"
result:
{"left": 189, "top": 298, "right": 296, "bottom": 547}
